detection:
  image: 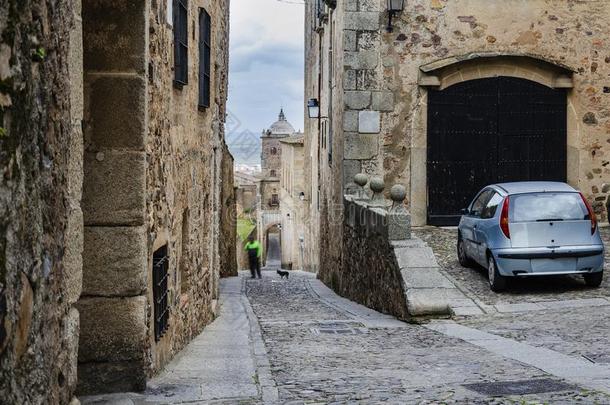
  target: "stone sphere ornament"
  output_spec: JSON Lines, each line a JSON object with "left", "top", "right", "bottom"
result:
{"left": 354, "top": 173, "right": 369, "bottom": 187}
{"left": 370, "top": 177, "right": 385, "bottom": 193}
{"left": 370, "top": 177, "right": 385, "bottom": 201}
{"left": 390, "top": 184, "right": 408, "bottom": 212}
{"left": 390, "top": 184, "right": 407, "bottom": 203}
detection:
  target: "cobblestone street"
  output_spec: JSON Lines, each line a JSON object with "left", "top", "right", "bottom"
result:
{"left": 245, "top": 272, "right": 610, "bottom": 404}
{"left": 415, "top": 227, "right": 610, "bottom": 306}
{"left": 81, "top": 268, "right": 610, "bottom": 404}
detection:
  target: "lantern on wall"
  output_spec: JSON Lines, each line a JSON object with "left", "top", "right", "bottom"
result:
{"left": 386, "top": 0, "right": 405, "bottom": 32}
{"left": 307, "top": 98, "right": 320, "bottom": 119}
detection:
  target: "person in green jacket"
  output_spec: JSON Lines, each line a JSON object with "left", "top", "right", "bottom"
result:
{"left": 244, "top": 235, "right": 262, "bottom": 279}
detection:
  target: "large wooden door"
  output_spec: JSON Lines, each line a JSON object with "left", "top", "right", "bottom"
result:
{"left": 427, "top": 77, "right": 567, "bottom": 226}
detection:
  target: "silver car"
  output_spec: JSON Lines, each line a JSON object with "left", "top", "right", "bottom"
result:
{"left": 457, "top": 182, "right": 604, "bottom": 292}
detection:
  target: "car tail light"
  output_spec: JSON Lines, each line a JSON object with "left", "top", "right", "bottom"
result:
{"left": 500, "top": 196, "right": 510, "bottom": 239}
{"left": 579, "top": 192, "right": 597, "bottom": 235}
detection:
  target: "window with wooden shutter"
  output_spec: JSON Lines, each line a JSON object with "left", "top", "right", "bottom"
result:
{"left": 199, "top": 8, "right": 211, "bottom": 109}
{"left": 173, "top": 0, "right": 188, "bottom": 87}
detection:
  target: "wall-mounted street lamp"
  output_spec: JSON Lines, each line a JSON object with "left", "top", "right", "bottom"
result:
{"left": 386, "top": 0, "right": 405, "bottom": 33}
{"left": 307, "top": 98, "right": 320, "bottom": 119}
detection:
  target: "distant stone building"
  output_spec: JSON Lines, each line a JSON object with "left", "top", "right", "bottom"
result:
{"left": 304, "top": 0, "right": 610, "bottom": 283}
{"left": 280, "top": 135, "right": 307, "bottom": 270}
{"left": 0, "top": 0, "right": 234, "bottom": 402}
{"left": 257, "top": 111, "right": 301, "bottom": 262}
{"left": 235, "top": 171, "right": 260, "bottom": 216}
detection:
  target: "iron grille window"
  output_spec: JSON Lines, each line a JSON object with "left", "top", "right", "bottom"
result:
{"left": 271, "top": 194, "right": 280, "bottom": 206}
{"left": 198, "top": 8, "right": 211, "bottom": 109}
{"left": 153, "top": 245, "right": 170, "bottom": 342}
{"left": 173, "top": 0, "right": 188, "bottom": 87}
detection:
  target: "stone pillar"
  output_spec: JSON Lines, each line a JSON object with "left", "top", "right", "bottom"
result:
{"left": 77, "top": 0, "right": 149, "bottom": 395}
{"left": 342, "top": 3, "right": 386, "bottom": 192}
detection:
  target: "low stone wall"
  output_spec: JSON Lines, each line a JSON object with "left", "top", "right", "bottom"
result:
{"left": 340, "top": 197, "right": 411, "bottom": 319}
{"left": 335, "top": 191, "right": 481, "bottom": 320}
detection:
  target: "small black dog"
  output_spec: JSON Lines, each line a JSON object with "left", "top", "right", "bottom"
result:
{"left": 277, "top": 269, "right": 289, "bottom": 279}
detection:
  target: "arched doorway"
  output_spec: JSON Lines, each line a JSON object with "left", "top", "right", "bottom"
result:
{"left": 427, "top": 76, "right": 567, "bottom": 226}
{"left": 264, "top": 223, "right": 281, "bottom": 268}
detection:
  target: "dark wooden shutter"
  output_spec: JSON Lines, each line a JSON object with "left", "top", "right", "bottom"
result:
{"left": 173, "top": 0, "right": 188, "bottom": 87}
{"left": 199, "top": 8, "right": 211, "bottom": 109}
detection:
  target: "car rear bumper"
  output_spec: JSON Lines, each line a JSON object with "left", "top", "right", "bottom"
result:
{"left": 492, "top": 246, "right": 604, "bottom": 277}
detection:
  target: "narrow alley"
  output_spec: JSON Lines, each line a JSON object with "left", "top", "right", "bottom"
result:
{"left": 81, "top": 266, "right": 610, "bottom": 404}
{"left": 2, "top": 1, "right": 610, "bottom": 404}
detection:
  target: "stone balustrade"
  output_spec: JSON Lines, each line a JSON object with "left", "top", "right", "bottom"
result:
{"left": 334, "top": 174, "right": 481, "bottom": 320}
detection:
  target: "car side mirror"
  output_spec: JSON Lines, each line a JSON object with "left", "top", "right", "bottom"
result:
{"left": 460, "top": 208, "right": 470, "bottom": 215}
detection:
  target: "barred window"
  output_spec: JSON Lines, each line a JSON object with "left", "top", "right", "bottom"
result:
{"left": 173, "top": 0, "right": 188, "bottom": 87}
{"left": 198, "top": 8, "right": 211, "bottom": 109}
{"left": 153, "top": 245, "right": 170, "bottom": 342}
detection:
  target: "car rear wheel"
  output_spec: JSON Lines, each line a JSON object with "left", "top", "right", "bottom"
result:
{"left": 457, "top": 235, "right": 473, "bottom": 268}
{"left": 583, "top": 271, "right": 603, "bottom": 288}
{"left": 488, "top": 255, "right": 507, "bottom": 292}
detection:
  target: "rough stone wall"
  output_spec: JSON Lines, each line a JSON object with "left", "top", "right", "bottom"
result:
{"left": 77, "top": 0, "right": 231, "bottom": 395}
{"left": 340, "top": 197, "right": 409, "bottom": 319}
{"left": 236, "top": 184, "right": 257, "bottom": 215}
{"left": 220, "top": 144, "right": 237, "bottom": 278}
{"left": 280, "top": 141, "right": 306, "bottom": 269}
{"left": 314, "top": 3, "right": 348, "bottom": 288}
{"left": 0, "top": 0, "right": 82, "bottom": 403}
{"left": 145, "top": 0, "right": 231, "bottom": 377}
{"left": 302, "top": 0, "right": 321, "bottom": 274}
{"left": 362, "top": 0, "right": 610, "bottom": 224}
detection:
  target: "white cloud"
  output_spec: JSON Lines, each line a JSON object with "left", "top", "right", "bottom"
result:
{"left": 227, "top": 0, "right": 305, "bottom": 163}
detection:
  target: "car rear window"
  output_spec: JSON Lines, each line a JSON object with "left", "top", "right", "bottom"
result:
{"left": 511, "top": 192, "right": 588, "bottom": 223}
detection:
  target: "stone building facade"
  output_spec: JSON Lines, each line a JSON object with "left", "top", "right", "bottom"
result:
{"left": 1, "top": 0, "right": 234, "bottom": 401}
{"left": 257, "top": 111, "right": 301, "bottom": 262}
{"left": 280, "top": 135, "right": 306, "bottom": 269}
{"left": 235, "top": 171, "right": 259, "bottom": 216}
{"left": 304, "top": 0, "right": 610, "bottom": 285}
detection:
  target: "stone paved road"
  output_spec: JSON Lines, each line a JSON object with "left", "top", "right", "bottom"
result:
{"left": 414, "top": 227, "right": 610, "bottom": 306}
{"left": 80, "top": 271, "right": 610, "bottom": 404}
{"left": 246, "top": 273, "right": 610, "bottom": 404}
{"left": 462, "top": 306, "right": 610, "bottom": 365}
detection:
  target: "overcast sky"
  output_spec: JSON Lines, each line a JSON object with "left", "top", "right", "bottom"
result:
{"left": 227, "top": 0, "right": 305, "bottom": 141}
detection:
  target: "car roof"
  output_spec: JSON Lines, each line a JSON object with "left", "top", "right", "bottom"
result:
{"left": 492, "top": 181, "right": 576, "bottom": 195}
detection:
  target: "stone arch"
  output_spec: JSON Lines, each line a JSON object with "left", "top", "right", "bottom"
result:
{"left": 419, "top": 54, "right": 574, "bottom": 91}
{"left": 410, "top": 54, "right": 577, "bottom": 227}
{"left": 263, "top": 222, "right": 281, "bottom": 266}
